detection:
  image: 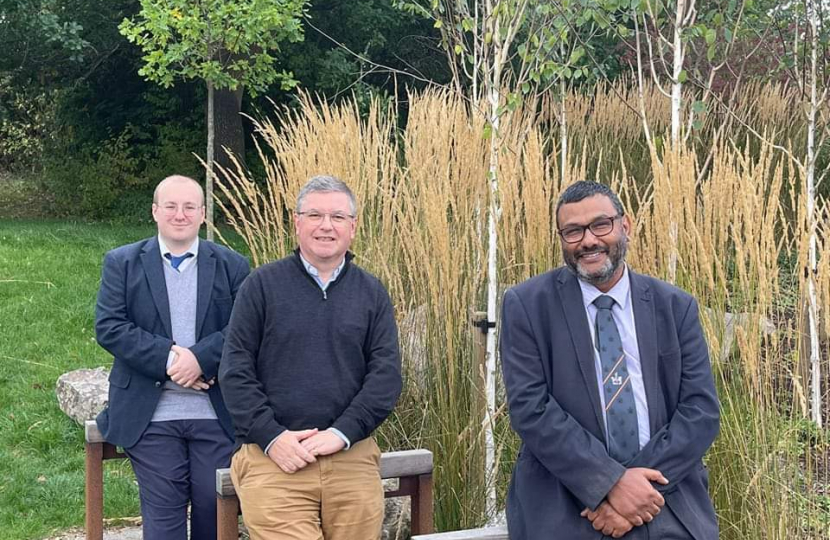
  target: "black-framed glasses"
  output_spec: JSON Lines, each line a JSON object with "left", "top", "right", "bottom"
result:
{"left": 558, "top": 215, "right": 623, "bottom": 244}
{"left": 296, "top": 210, "right": 355, "bottom": 226}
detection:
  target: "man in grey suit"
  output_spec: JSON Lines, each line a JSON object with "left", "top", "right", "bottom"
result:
{"left": 500, "top": 181, "right": 719, "bottom": 539}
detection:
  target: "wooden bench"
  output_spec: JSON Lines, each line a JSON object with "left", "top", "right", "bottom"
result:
{"left": 84, "top": 420, "right": 434, "bottom": 539}
{"left": 412, "top": 525, "right": 509, "bottom": 539}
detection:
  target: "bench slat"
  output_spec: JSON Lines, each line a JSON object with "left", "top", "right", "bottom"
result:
{"left": 412, "top": 525, "right": 509, "bottom": 540}
{"left": 215, "top": 449, "right": 434, "bottom": 497}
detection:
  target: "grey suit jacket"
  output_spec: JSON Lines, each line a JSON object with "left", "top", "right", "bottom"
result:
{"left": 500, "top": 267, "right": 719, "bottom": 540}
{"left": 95, "top": 236, "right": 249, "bottom": 449}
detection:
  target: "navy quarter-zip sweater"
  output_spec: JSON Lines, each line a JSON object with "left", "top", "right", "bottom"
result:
{"left": 219, "top": 250, "right": 402, "bottom": 451}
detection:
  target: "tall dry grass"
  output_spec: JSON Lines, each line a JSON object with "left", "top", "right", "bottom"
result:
{"left": 216, "top": 82, "right": 829, "bottom": 538}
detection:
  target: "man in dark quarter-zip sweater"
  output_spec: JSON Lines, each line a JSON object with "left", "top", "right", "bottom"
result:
{"left": 219, "top": 175, "right": 402, "bottom": 540}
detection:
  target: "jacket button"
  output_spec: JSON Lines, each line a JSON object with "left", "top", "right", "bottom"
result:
{"left": 155, "top": 381, "right": 162, "bottom": 388}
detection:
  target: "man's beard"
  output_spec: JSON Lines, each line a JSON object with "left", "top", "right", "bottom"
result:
{"left": 563, "top": 235, "right": 628, "bottom": 287}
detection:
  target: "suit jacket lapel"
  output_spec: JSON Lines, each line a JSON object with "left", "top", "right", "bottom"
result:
{"left": 140, "top": 237, "right": 173, "bottom": 338}
{"left": 557, "top": 271, "right": 606, "bottom": 439}
{"left": 630, "top": 270, "right": 659, "bottom": 435}
{"left": 195, "top": 241, "right": 215, "bottom": 339}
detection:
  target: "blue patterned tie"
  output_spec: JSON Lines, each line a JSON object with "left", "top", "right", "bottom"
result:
{"left": 593, "top": 295, "right": 639, "bottom": 463}
{"left": 164, "top": 252, "right": 193, "bottom": 272}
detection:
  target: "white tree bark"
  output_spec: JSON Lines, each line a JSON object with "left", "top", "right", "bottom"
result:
{"left": 206, "top": 81, "right": 216, "bottom": 242}
{"left": 560, "top": 68, "right": 568, "bottom": 185}
{"left": 667, "top": 0, "right": 692, "bottom": 284}
{"left": 483, "top": 46, "right": 503, "bottom": 529}
{"left": 806, "top": 0, "right": 822, "bottom": 428}
{"left": 670, "top": 0, "right": 686, "bottom": 145}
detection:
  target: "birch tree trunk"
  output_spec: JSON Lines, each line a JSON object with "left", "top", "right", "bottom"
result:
{"left": 806, "top": 0, "right": 822, "bottom": 428}
{"left": 483, "top": 57, "right": 502, "bottom": 528}
{"left": 667, "top": 0, "right": 690, "bottom": 284}
{"left": 560, "top": 72, "right": 568, "bottom": 185}
{"left": 670, "top": 0, "right": 686, "bottom": 145}
{"left": 206, "top": 81, "right": 215, "bottom": 242}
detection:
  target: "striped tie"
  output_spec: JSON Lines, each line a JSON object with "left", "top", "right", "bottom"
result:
{"left": 164, "top": 252, "right": 194, "bottom": 272}
{"left": 593, "top": 295, "right": 639, "bottom": 463}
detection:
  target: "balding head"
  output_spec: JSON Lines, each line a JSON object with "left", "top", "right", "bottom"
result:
{"left": 153, "top": 175, "right": 205, "bottom": 206}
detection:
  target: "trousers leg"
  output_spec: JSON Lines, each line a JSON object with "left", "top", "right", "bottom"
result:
{"left": 185, "top": 419, "right": 234, "bottom": 540}
{"left": 646, "top": 503, "right": 694, "bottom": 540}
{"left": 124, "top": 421, "right": 189, "bottom": 540}
{"left": 320, "top": 437, "right": 384, "bottom": 540}
{"left": 231, "top": 443, "right": 324, "bottom": 540}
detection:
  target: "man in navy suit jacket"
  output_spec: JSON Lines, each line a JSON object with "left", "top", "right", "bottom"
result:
{"left": 501, "top": 181, "right": 719, "bottom": 539}
{"left": 95, "top": 175, "right": 249, "bottom": 540}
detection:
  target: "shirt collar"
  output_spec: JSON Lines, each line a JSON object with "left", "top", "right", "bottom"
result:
{"left": 158, "top": 235, "right": 199, "bottom": 259}
{"left": 578, "top": 265, "right": 630, "bottom": 311}
{"left": 299, "top": 253, "right": 345, "bottom": 282}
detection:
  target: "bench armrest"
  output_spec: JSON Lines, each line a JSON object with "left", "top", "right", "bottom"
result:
{"left": 412, "top": 526, "right": 509, "bottom": 540}
{"left": 216, "top": 448, "right": 434, "bottom": 497}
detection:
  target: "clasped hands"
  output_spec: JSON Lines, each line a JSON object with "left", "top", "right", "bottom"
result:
{"left": 167, "top": 345, "right": 213, "bottom": 390}
{"left": 580, "top": 468, "right": 669, "bottom": 538}
{"left": 267, "top": 429, "right": 346, "bottom": 474}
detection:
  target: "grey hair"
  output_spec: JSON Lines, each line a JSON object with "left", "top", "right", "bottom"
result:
{"left": 153, "top": 175, "right": 205, "bottom": 205}
{"left": 296, "top": 175, "right": 358, "bottom": 216}
{"left": 555, "top": 180, "right": 624, "bottom": 226}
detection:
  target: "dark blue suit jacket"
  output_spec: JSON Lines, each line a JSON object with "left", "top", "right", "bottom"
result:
{"left": 95, "top": 236, "right": 249, "bottom": 449}
{"left": 501, "top": 267, "right": 719, "bottom": 540}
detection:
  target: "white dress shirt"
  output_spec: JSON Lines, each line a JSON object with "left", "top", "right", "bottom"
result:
{"left": 578, "top": 266, "right": 651, "bottom": 451}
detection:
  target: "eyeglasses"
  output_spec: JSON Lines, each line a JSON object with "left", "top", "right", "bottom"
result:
{"left": 296, "top": 210, "right": 355, "bottom": 226}
{"left": 157, "top": 203, "right": 203, "bottom": 217}
{"left": 558, "top": 215, "right": 623, "bottom": 244}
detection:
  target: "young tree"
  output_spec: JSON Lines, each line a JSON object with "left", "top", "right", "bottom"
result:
{"left": 761, "top": 0, "right": 829, "bottom": 428}
{"left": 120, "top": 0, "right": 306, "bottom": 239}
{"left": 398, "top": 0, "right": 617, "bottom": 519}
{"left": 632, "top": 0, "right": 750, "bottom": 281}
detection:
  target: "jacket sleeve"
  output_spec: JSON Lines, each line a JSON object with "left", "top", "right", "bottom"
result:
{"left": 331, "top": 282, "right": 402, "bottom": 445}
{"left": 95, "top": 250, "right": 172, "bottom": 381}
{"left": 191, "top": 254, "right": 250, "bottom": 380}
{"left": 501, "top": 287, "right": 626, "bottom": 510}
{"left": 627, "top": 297, "right": 720, "bottom": 492}
{"left": 219, "top": 274, "right": 287, "bottom": 450}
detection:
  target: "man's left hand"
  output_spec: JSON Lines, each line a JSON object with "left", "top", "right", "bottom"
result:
{"left": 300, "top": 429, "right": 346, "bottom": 456}
{"left": 582, "top": 502, "right": 636, "bottom": 538}
{"left": 168, "top": 345, "right": 204, "bottom": 388}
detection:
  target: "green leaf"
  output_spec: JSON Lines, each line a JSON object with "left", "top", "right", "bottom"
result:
{"left": 454, "top": 43, "right": 463, "bottom": 55}
{"left": 724, "top": 27, "right": 733, "bottom": 43}
{"left": 434, "top": 19, "right": 443, "bottom": 29}
{"left": 707, "top": 45, "right": 715, "bottom": 61}
{"left": 692, "top": 100, "right": 706, "bottom": 114}
{"left": 678, "top": 70, "right": 687, "bottom": 83}
{"left": 569, "top": 46, "right": 585, "bottom": 65}
{"left": 704, "top": 27, "right": 716, "bottom": 45}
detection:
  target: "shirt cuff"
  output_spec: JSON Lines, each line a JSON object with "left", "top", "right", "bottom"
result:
{"left": 329, "top": 428, "right": 351, "bottom": 450}
{"left": 264, "top": 435, "right": 280, "bottom": 455}
{"left": 166, "top": 349, "right": 177, "bottom": 370}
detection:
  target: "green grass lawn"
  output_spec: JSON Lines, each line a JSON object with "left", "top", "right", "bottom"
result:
{"left": 0, "top": 220, "right": 156, "bottom": 539}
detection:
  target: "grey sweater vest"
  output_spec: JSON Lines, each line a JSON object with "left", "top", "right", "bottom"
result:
{"left": 151, "top": 260, "right": 217, "bottom": 422}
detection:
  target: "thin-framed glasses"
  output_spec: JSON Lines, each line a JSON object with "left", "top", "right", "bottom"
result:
{"left": 296, "top": 210, "right": 355, "bottom": 226}
{"left": 558, "top": 215, "right": 623, "bottom": 244}
{"left": 157, "top": 203, "right": 203, "bottom": 217}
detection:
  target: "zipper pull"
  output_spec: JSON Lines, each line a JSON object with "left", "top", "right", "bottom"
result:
{"left": 322, "top": 289, "right": 327, "bottom": 300}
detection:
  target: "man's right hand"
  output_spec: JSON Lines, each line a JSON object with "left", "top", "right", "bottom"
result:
{"left": 267, "top": 429, "right": 319, "bottom": 474}
{"left": 607, "top": 467, "right": 668, "bottom": 525}
{"left": 581, "top": 502, "right": 635, "bottom": 538}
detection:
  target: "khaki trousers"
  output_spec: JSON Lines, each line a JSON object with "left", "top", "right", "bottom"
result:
{"left": 231, "top": 438, "right": 384, "bottom": 540}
